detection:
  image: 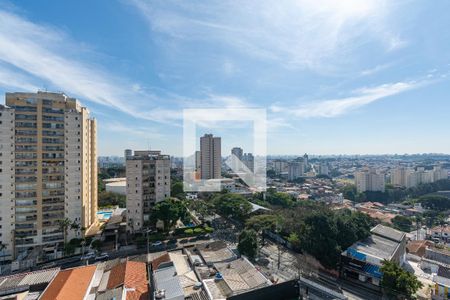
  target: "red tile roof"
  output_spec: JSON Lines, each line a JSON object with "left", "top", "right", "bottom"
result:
{"left": 151, "top": 253, "right": 171, "bottom": 271}
{"left": 40, "top": 265, "right": 96, "bottom": 300}
{"left": 107, "top": 261, "right": 148, "bottom": 300}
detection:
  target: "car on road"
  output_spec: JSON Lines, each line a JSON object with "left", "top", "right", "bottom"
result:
{"left": 151, "top": 241, "right": 163, "bottom": 247}
{"left": 95, "top": 253, "right": 109, "bottom": 261}
{"left": 80, "top": 252, "right": 95, "bottom": 260}
{"left": 198, "top": 234, "right": 211, "bottom": 240}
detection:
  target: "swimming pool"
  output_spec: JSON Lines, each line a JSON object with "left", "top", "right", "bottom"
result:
{"left": 97, "top": 211, "right": 113, "bottom": 220}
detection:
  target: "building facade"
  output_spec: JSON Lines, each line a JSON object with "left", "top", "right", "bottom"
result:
{"left": 355, "top": 169, "right": 385, "bottom": 193}
{"left": 126, "top": 150, "right": 170, "bottom": 232}
{"left": 200, "top": 134, "right": 221, "bottom": 179}
{"left": 391, "top": 166, "right": 448, "bottom": 188}
{"left": 0, "top": 91, "right": 97, "bottom": 260}
{"left": 288, "top": 161, "right": 304, "bottom": 181}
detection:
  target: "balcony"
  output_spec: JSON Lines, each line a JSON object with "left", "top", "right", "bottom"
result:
{"left": 15, "top": 215, "right": 38, "bottom": 222}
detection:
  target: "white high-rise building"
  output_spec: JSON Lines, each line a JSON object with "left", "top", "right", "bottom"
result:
{"left": 273, "top": 160, "right": 288, "bottom": 175}
{"left": 0, "top": 92, "right": 97, "bottom": 261}
{"left": 126, "top": 150, "right": 171, "bottom": 232}
{"left": 392, "top": 166, "right": 448, "bottom": 188}
{"left": 200, "top": 134, "right": 221, "bottom": 179}
{"left": 355, "top": 169, "right": 385, "bottom": 193}
{"left": 288, "top": 161, "right": 304, "bottom": 181}
{"left": 318, "top": 163, "right": 329, "bottom": 176}
{"left": 391, "top": 167, "right": 413, "bottom": 187}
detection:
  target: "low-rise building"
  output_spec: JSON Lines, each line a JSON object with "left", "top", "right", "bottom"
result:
{"left": 341, "top": 225, "right": 406, "bottom": 287}
{"left": 104, "top": 177, "right": 127, "bottom": 195}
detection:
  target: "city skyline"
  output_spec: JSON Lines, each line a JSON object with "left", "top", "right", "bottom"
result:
{"left": 1, "top": 1, "right": 450, "bottom": 156}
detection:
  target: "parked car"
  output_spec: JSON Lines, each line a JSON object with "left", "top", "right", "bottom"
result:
{"left": 95, "top": 253, "right": 109, "bottom": 261}
{"left": 152, "top": 241, "right": 163, "bottom": 247}
{"left": 80, "top": 252, "right": 95, "bottom": 260}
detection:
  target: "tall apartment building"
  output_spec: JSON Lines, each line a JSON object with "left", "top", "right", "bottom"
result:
{"left": 273, "top": 160, "right": 288, "bottom": 175}
{"left": 0, "top": 91, "right": 97, "bottom": 260}
{"left": 200, "top": 134, "right": 221, "bottom": 179}
{"left": 124, "top": 149, "right": 132, "bottom": 159}
{"left": 288, "top": 161, "right": 304, "bottom": 181}
{"left": 242, "top": 153, "right": 254, "bottom": 172}
{"left": 391, "top": 166, "right": 448, "bottom": 188}
{"left": 318, "top": 163, "right": 329, "bottom": 176}
{"left": 355, "top": 169, "right": 385, "bottom": 193}
{"left": 391, "top": 166, "right": 411, "bottom": 187}
{"left": 126, "top": 150, "right": 170, "bottom": 232}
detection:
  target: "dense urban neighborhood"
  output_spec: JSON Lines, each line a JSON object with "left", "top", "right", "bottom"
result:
{"left": 2, "top": 95, "right": 450, "bottom": 300}
{"left": 1, "top": 1, "right": 450, "bottom": 300}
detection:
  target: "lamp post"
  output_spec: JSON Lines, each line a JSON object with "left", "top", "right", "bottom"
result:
{"left": 146, "top": 229, "right": 152, "bottom": 261}
{"left": 114, "top": 229, "right": 119, "bottom": 251}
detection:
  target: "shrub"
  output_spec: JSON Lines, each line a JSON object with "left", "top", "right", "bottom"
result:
{"left": 184, "top": 228, "right": 194, "bottom": 235}
{"left": 204, "top": 226, "right": 214, "bottom": 233}
{"left": 194, "top": 228, "right": 204, "bottom": 234}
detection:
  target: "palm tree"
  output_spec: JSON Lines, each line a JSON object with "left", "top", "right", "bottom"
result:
{"left": 57, "top": 218, "right": 72, "bottom": 246}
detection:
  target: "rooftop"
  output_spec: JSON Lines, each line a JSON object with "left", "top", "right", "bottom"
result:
{"left": 344, "top": 225, "right": 405, "bottom": 263}
{"left": 197, "top": 241, "right": 237, "bottom": 265}
{"left": 153, "top": 265, "right": 184, "bottom": 300}
{"left": 214, "top": 257, "right": 271, "bottom": 293}
{"left": 0, "top": 268, "right": 59, "bottom": 295}
{"left": 371, "top": 224, "right": 406, "bottom": 242}
{"left": 106, "top": 261, "right": 149, "bottom": 300}
{"left": 40, "top": 265, "right": 97, "bottom": 300}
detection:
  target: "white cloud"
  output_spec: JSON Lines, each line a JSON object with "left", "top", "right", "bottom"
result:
{"left": 0, "top": 9, "right": 181, "bottom": 124}
{"left": 360, "top": 63, "right": 393, "bottom": 76}
{"left": 274, "top": 79, "right": 429, "bottom": 119}
{"left": 130, "top": 0, "right": 403, "bottom": 71}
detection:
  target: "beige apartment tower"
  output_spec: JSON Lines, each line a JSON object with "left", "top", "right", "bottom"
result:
{"left": 126, "top": 150, "right": 170, "bottom": 232}
{"left": 200, "top": 134, "right": 221, "bottom": 179}
{"left": 0, "top": 91, "right": 97, "bottom": 260}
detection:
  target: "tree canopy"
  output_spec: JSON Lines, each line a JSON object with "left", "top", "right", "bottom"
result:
{"left": 171, "top": 181, "right": 185, "bottom": 199}
{"left": 238, "top": 229, "right": 258, "bottom": 260}
{"left": 419, "top": 195, "right": 450, "bottom": 211}
{"left": 281, "top": 203, "right": 374, "bottom": 269}
{"left": 98, "top": 191, "right": 126, "bottom": 208}
{"left": 212, "top": 193, "right": 252, "bottom": 220}
{"left": 151, "top": 198, "right": 188, "bottom": 231}
{"left": 392, "top": 215, "right": 412, "bottom": 232}
{"left": 381, "top": 260, "right": 422, "bottom": 299}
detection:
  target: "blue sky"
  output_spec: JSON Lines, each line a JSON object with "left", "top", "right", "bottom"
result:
{"left": 0, "top": 0, "right": 449, "bottom": 156}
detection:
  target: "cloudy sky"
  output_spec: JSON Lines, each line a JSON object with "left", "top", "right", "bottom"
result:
{"left": 0, "top": 0, "right": 449, "bottom": 156}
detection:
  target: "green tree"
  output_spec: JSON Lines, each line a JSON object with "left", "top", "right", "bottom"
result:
{"left": 340, "top": 184, "right": 357, "bottom": 201}
{"left": 171, "top": 181, "right": 185, "bottom": 199}
{"left": 238, "top": 229, "right": 258, "bottom": 260}
{"left": 245, "top": 214, "right": 279, "bottom": 245}
{"left": 265, "top": 190, "right": 294, "bottom": 208}
{"left": 151, "top": 198, "right": 188, "bottom": 231}
{"left": 287, "top": 232, "right": 300, "bottom": 250}
{"left": 212, "top": 193, "right": 252, "bottom": 220}
{"left": 381, "top": 260, "right": 422, "bottom": 299}
{"left": 299, "top": 211, "right": 340, "bottom": 269}
{"left": 392, "top": 215, "right": 412, "bottom": 232}
{"left": 98, "top": 191, "right": 126, "bottom": 208}
{"left": 419, "top": 195, "right": 450, "bottom": 211}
